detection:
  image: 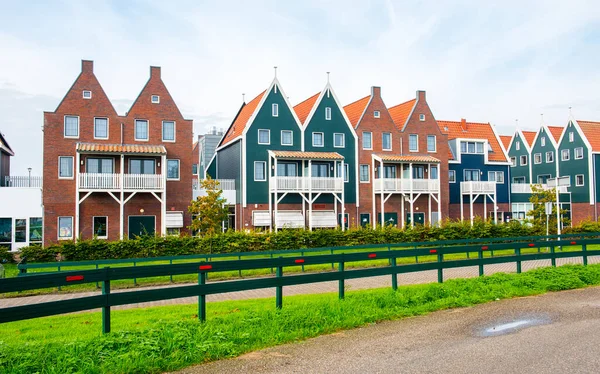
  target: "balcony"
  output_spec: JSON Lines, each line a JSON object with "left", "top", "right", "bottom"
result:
{"left": 511, "top": 183, "right": 568, "bottom": 194}
{"left": 373, "top": 178, "right": 440, "bottom": 194}
{"left": 79, "top": 173, "right": 164, "bottom": 191}
{"left": 461, "top": 181, "right": 496, "bottom": 194}
{"left": 193, "top": 178, "right": 236, "bottom": 203}
{"left": 269, "top": 176, "right": 344, "bottom": 193}
{"left": 3, "top": 176, "right": 42, "bottom": 188}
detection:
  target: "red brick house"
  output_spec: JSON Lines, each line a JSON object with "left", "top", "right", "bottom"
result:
{"left": 43, "top": 60, "right": 192, "bottom": 244}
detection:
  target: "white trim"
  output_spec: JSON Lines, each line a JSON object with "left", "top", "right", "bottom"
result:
{"left": 129, "top": 158, "right": 157, "bottom": 175}
{"left": 57, "top": 216, "right": 74, "bottom": 240}
{"left": 576, "top": 174, "right": 584, "bottom": 187}
{"left": 488, "top": 170, "right": 505, "bottom": 184}
{"left": 325, "top": 106, "right": 332, "bottom": 121}
{"left": 575, "top": 147, "right": 584, "bottom": 159}
{"left": 561, "top": 149, "right": 570, "bottom": 161}
{"left": 359, "top": 164, "right": 370, "bottom": 183}
{"left": 520, "top": 155, "right": 528, "bottom": 166}
{"left": 333, "top": 133, "right": 345, "bottom": 148}
{"left": 272, "top": 103, "right": 279, "bottom": 117}
{"left": 151, "top": 95, "right": 160, "bottom": 104}
{"left": 166, "top": 159, "right": 180, "bottom": 181}
{"left": 510, "top": 156, "right": 516, "bottom": 167}
{"left": 312, "top": 132, "right": 324, "bottom": 147}
{"left": 162, "top": 121, "right": 176, "bottom": 142}
{"left": 254, "top": 161, "right": 266, "bottom": 181}
{"left": 281, "top": 130, "right": 293, "bottom": 146}
{"left": 134, "top": 119, "right": 149, "bottom": 141}
{"left": 534, "top": 153, "right": 542, "bottom": 164}
{"left": 419, "top": 114, "right": 425, "bottom": 121}
{"left": 448, "top": 169, "right": 456, "bottom": 183}
{"left": 63, "top": 115, "right": 80, "bottom": 139}
{"left": 427, "top": 135, "right": 436, "bottom": 153}
{"left": 382, "top": 132, "right": 392, "bottom": 151}
{"left": 409, "top": 134, "right": 418, "bottom": 152}
{"left": 546, "top": 151, "right": 554, "bottom": 163}
{"left": 541, "top": 136, "right": 546, "bottom": 147}
{"left": 93, "top": 117, "right": 109, "bottom": 140}
{"left": 58, "top": 155, "right": 74, "bottom": 179}
{"left": 92, "top": 216, "right": 108, "bottom": 239}
{"left": 257, "top": 129, "right": 270, "bottom": 145}
{"left": 82, "top": 90, "right": 92, "bottom": 99}
{"left": 362, "top": 131, "right": 372, "bottom": 150}
{"left": 373, "top": 110, "right": 380, "bottom": 118}
{"left": 569, "top": 131, "right": 574, "bottom": 142}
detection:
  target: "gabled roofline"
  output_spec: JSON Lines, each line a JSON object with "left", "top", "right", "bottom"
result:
{"left": 489, "top": 122, "right": 511, "bottom": 163}
{"left": 557, "top": 118, "right": 593, "bottom": 151}
{"left": 400, "top": 96, "right": 418, "bottom": 132}
{"left": 353, "top": 95, "right": 373, "bottom": 130}
{"left": 303, "top": 82, "right": 358, "bottom": 142}
{"left": 0, "top": 132, "right": 15, "bottom": 156}
{"left": 507, "top": 128, "right": 533, "bottom": 154}
{"left": 217, "top": 101, "right": 246, "bottom": 149}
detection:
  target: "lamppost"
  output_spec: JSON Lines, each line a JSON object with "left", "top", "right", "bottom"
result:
{"left": 27, "top": 167, "right": 32, "bottom": 187}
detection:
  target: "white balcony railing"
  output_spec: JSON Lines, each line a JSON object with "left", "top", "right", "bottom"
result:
{"left": 3, "top": 176, "right": 42, "bottom": 188}
{"left": 192, "top": 178, "right": 235, "bottom": 191}
{"left": 461, "top": 181, "right": 496, "bottom": 194}
{"left": 373, "top": 178, "right": 440, "bottom": 194}
{"left": 511, "top": 183, "right": 568, "bottom": 194}
{"left": 123, "top": 174, "right": 164, "bottom": 190}
{"left": 79, "top": 173, "right": 164, "bottom": 191}
{"left": 269, "top": 176, "right": 344, "bottom": 193}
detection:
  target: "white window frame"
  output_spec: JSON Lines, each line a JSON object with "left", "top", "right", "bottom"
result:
{"left": 427, "top": 135, "right": 436, "bottom": 152}
{"left": 360, "top": 164, "right": 370, "bottom": 183}
{"left": 258, "top": 129, "right": 270, "bottom": 145}
{"left": 520, "top": 155, "right": 528, "bottom": 166}
{"left": 82, "top": 90, "right": 92, "bottom": 99}
{"left": 569, "top": 132, "right": 574, "bottom": 142}
{"left": 281, "top": 130, "right": 293, "bottom": 146}
{"left": 134, "top": 119, "right": 149, "bottom": 141}
{"left": 92, "top": 216, "right": 108, "bottom": 239}
{"left": 167, "top": 228, "right": 180, "bottom": 236}
{"left": 449, "top": 170, "right": 456, "bottom": 183}
{"left": 333, "top": 133, "right": 345, "bottom": 148}
{"left": 312, "top": 132, "right": 324, "bottom": 147}
{"left": 272, "top": 103, "right": 279, "bottom": 117}
{"left": 325, "top": 107, "right": 332, "bottom": 120}
{"left": 58, "top": 216, "right": 73, "bottom": 240}
{"left": 162, "top": 121, "right": 176, "bottom": 142}
{"left": 576, "top": 174, "right": 584, "bottom": 187}
{"left": 510, "top": 157, "right": 516, "bottom": 167}
{"left": 409, "top": 134, "right": 418, "bottom": 152}
{"left": 166, "top": 159, "right": 180, "bottom": 181}
{"left": 64, "top": 115, "right": 79, "bottom": 138}
{"left": 534, "top": 153, "right": 542, "bottom": 164}
{"left": 93, "top": 117, "right": 109, "bottom": 140}
{"left": 546, "top": 151, "right": 554, "bottom": 163}
{"left": 419, "top": 114, "right": 426, "bottom": 121}
{"left": 561, "top": 149, "right": 570, "bottom": 161}
{"left": 488, "top": 171, "right": 505, "bottom": 184}
{"left": 254, "top": 161, "right": 267, "bottom": 181}
{"left": 151, "top": 95, "right": 160, "bottom": 104}
{"left": 541, "top": 137, "right": 546, "bottom": 146}
{"left": 374, "top": 110, "right": 380, "bottom": 118}
{"left": 58, "top": 156, "right": 74, "bottom": 179}
{"left": 516, "top": 141, "right": 520, "bottom": 151}
{"left": 336, "top": 163, "right": 349, "bottom": 182}
{"left": 575, "top": 147, "right": 584, "bottom": 159}
{"left": 362, "top": 132, "right": 372, "bottom": 150}
{"left": 382, "top": 132, "right": 392, "bottom": 151}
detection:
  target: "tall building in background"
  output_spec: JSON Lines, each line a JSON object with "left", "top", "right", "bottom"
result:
{"left": 194, "top": 127, "right": 223, "bottom": 180}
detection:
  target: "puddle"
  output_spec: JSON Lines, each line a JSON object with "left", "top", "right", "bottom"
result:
{"left": 478, "top": 315, "right": 552, "bottom": 337}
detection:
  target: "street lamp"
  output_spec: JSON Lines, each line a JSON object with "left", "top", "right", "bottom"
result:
{"left": 27, "top": 167, "right": 32, "bottom": 187}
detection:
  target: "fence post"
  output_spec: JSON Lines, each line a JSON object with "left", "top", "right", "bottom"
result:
{"left": 57, "top": 264, "right": 61, "bottom": 291}
{"left": 169, "top": 259, "right": 173, "bottom": 283}
{"left": 582, "top": 243, "right": 588, "bottom": 266}
{"left": 516, "top": 248, "right": 522, "bottom": 274}
{"left": 133, "top": 261, "right": 137, "bottom": 286}
{"left": 276, "top": 261, "right": 283, "bottom": 309}
{"left": 391, "top": 257, "right": 398, "bottom": 291}
{"left": 387, "top": 245, "right": 391, "bottom": 266}
{"left": 478, "top": 249, "right": 484, "bottom": 277}
{"left": 331, "top": 248, "right": 334, "bottom": 270}
{"left": 270, "top": 253, "right": 274, "bottom": 274}
{"left": 102, "top": 267, "right": 111, "bottom": 334}
{"left": 551, "top": 245, "right": 556, "bottom": 267}
{"left": 437, "top": 252, "right": 443, "bottom": 283}
{"left": 238, "top": 255, "right": 242, "bottom": 277}
{"left": 95, "top": 263, "right": 99, "bottom": 289}
{"left": 301, "top": 251, "right": 305, "bottom": 272}
{"left": 198, "top": 271, "right": 206, "bottom": 322}
{"left": 338, "top": 259, "right": 345, "bottom": 300}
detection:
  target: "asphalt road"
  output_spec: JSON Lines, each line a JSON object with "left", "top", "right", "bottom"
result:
{"left": 177, "top": 286, "right": 600, "bottom": 374}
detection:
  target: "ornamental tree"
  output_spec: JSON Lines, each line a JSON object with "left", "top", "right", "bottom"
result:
{"left": 188, "top": 176, "right": 229, "bottom": 237}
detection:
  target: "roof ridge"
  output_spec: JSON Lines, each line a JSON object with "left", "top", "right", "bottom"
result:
{"left": 343, "top": 94, "right": 370, "bottom": 108}
{"left": 293, "top": 92, "right": 320, "bottom": 108}
{"left": 388, "top": 98, "right": 415, "bottom": 109}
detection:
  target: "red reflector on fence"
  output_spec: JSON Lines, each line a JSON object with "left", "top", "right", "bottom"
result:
{"left": 528, "top": 243, "right": 535, "bottom": 247}
{"left": 368, "top": 253, "right": 377, "bottom": 258}
{"left": 429, "top": 249, "right": 437, "bottom": 254}
{"left": 66, "top": 275, "right": 84, "bottom": 282}
{"left": 571, "top": 241, "right": 576, "bottom": 245}
{"left": 481, "top": 246, "right": 489, "bottom": 250}
{"left": 295, "top": 259, "right": 305, "bottom": 264}
{"left": 199, "top": 265, "right": 212, "bottom": 270}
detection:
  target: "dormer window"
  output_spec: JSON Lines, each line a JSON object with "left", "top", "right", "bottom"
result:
{"left": 374, "top": 110, "right": 380, "bottom": 118}
{"left": 272, "top": 103, "right": 279, "bottom": 117}
{"left": 83, "top": 90, "right": 92, "bottom": 99}
{"left": 151, "top": 95, "right": 160, "bottom": 104}
{"left": 419, "top": 114, "right": 425, "bottom": 121}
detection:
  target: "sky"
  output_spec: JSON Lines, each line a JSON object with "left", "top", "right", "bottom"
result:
{"left": 1, "top": 0, "right": 600, "bottom": 175}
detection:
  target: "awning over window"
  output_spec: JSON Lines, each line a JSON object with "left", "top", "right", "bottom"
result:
{"left": 166, "top": 211, "right": 184, "bottom": 228}
{"left": 77, "top": 143, "right": 167, "bottom": 155}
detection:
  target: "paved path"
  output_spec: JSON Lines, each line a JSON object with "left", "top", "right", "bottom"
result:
{"left": 177, "top": 286, "right": 600, "bottom": 374}
{"left": 1, "top": 256, "right": 594, "bottom": 311}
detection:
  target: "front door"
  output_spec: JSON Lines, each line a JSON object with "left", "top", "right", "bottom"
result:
{"left": 377, "top": 212, "right": 398, "bottom": 227}
{"left": 128, "top": 216, "right": 156, "bottom": 239}
{"left": 360, "top": 213, "right": 370, "bottom": 227}
{"left": 406, "top": 212, "right": 425, "bottom": 226}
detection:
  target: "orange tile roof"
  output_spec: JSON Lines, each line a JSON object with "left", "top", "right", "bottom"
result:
{"left": 343, "top": 95, "right": 370, "bottom": 127}
{"left": 388, "top": 99, "right": 416, "bottom": 130}
{"left": 294, "top": 92, "right": 320, "bottom": 125}
{"left": 437, "top": 120, "right": 507, "bottom": 162}
{"left": 77, "top": 143, "right": 166, "bottom": 154}
{"left": 221, "top": 90, "right": 266, "bottom": 146}
{"left": 547, "top": 126, "right": 564, "bottom": 143}
{"left": 500, "top": 135, "right": 512, "bottom": 150}
{"left": 521, "top": 131, "right": 536, "bottom": 147}
{"left": 375, "top": 154, "right": 440, "bottom": 163}
{"left": 270, "top": 150, "right": 344, "bottom": 160}
{"left": 577, "top": 120, "right": 600, "bottom": 151}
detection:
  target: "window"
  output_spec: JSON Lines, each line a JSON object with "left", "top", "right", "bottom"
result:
{"left": 162, "top": 121, "right": 175, "bottom": 141}
{"left": 135, "top": 119, "right": 149, "bottom": 141}
{"left": 510, "top": 157, "right": 516, "bottom": 167}
{"left": 64, "top": 116, "right": 79, "bottom": 138}
{"left": 254, "top": 161, "right": 266, "bottom": 181}
{"left": 383, "top": 165, "right": 396, "bottom": 178}
{"left": 258, "top": 129, "right": 270, "bottom": 144}
{"left": 15, "top": 219, "right": 26, "bottom": 243}
{"left": 281, "top": 130, "right": 293, "bottom": 146}
{"left": 576, "top": 174, "right": 584, "bottom": 186}
{"left": 476, "top": 143, "right": 484, "bottom": 153}
{"left": 460, "top": 141, "right": 484, "bottom": 154}
{"left": 520, "top": 155, "right": 528, "bottom": 166}
{"left": 151, "top": 95, "right": 160, "bottom": 103}
{"left": 464, "top": 169, "right": 480, "bottom": 181}
{"left": 534, "top": 153, "right": 542, "bottom": 164}
{"left": 29, "top": 217, "right": 42, "bottom": 243}
{"left": 130, "top": 159, "right": 155, "bottom": 174}
{"left": 419, "top": 114, "right": 425, "bottom": 121}
{"left": 192, "top": 164, "right": 198, "bottom": 174}
{"left": 449, "top": 170, "right": 456, "bottom": 183}
{"left": 59, "top": 156, "right": 73, "bottom": 178}
{"left": 412, "top": 166, "right": 425, "bottom": 179}
{"left": 513, "top": 177, "right": 526, "bottom": 184}
{"left": 336, "top": 163, "right": 350, "bottom": 182}
{"left": 362, "top": 132, "right": 372, "bottom": 149}
{"left": 93, "top": 217, "right": 108, "bottom": 239}
{"left": 83, "top": 90, "right": 92, "bottom": 99}
{"left": 360, "top": 165, "right": 370, "bottom": 182}
{"left": 277, "top": 162, "right": 297, "bottom": 177}
{"left": 546, "top": 151, "right": 554, "bottom": 163}
{"left": 58, "top": 216, "right": 73, "bottom": 240}
{"left": 382, "top": 133, "right": 392, "bottom": 150}
{"left": 325, "top": 107, "right": 332, "bottom": 120}
{"left": 93, "top": 118, "right": 108, "bottom": 139}
{"left": 541, "top": 137, "right": 546, "bottom": 146}
{"left": 167, "top": 228, "right": 180, "bottom": 236}
{"left": 561, "top": 149, "right": 570, "bottom": 161}
{"left": 167, "top": 159, "right": 180, "bottom": 180}
{"left": 311, "top": 163, "right": 329, "bottom": 177}
{"left": 272, "top": 103, "right": 279, "bottom": 117}
{"left": 488, "top": 171, "right": 504, "bottom": 183}
{"left": 334, "top": 133, "right": 345, "bottom": 148}
{"left": 537, "top": 175, "right": 550, "bottom": 184}
{"left": 374, "top": 110, "right": 380, "bottom": 118}
{"left": 569, "top": 132, "right": 574, "bottom": 142}
{"left": 427, "top": 135, "right": 436, "bottom": 152}
{"left": 409, "top": 134, "right": 418, "bottom": 151}
{"left": 516, "top": 141, "right": 520, "bottom": 151}
{"left": 312, "top": 132, "right": 324, "bottom": 147}
{"left": 575, "top": 147, "right": 584, "bottom": 159}
{"left": 430, "top": 166, "right": 438, "bottom": 179}
{"left": 87, "top": 158, "right": 113, "bottom": 173}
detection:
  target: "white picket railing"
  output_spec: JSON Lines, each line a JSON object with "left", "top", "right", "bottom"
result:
{"left": 3, "top": 176, "right": 42, "bottom": 188}
{"left": 123, "top": 174, "right": 164, "bottom": 190}
{"left": 193, "top": 179, "right": 235, "bottom": 190}
{"left": 461, "top": 181, "right": 496, "bottom": 194}
{"left": 79, "top": 173, "right": 164, "bottom": 190}
{"left": 269, "top": 176, "right": 344, "bottom": 193}
{"left": 373, "top": 178, "right": 440, "bottom": 193}
{"left": 511, "top": 183, "right": 568, "bottom": 194}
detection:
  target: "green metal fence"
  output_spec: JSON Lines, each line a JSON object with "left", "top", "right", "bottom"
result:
{"left": 2, "top": 234, "right": 600, "bottom": 334}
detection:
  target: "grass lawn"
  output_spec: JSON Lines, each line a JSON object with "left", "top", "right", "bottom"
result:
{"left": 2, "top": 264, "right": 600, "bottom": 373}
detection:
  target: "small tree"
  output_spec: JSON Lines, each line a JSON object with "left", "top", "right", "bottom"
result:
{"left": 528, "top": 184, "right": 569, "bottom": 234}
{"left": 188, "top": 176, "right": 229, "bottom": 237}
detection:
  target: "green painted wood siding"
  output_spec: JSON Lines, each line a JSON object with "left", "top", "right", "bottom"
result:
{"left": 303, "top": 90, "right": 356, "bottom": 203}
{"left": 508, "top": 132, "right": 530, "bottom": 183}
{"left": 557, "top": 121, "right": 589, "bottom": 203}
{"left": 531, "top": 127, "right": 557, "bottom": 183}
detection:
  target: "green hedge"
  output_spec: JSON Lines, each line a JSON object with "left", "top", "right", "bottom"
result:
{"left": 17, "top": 219, "right": 547, "bottom": 263}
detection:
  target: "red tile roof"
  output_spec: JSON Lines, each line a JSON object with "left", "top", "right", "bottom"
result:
{"left": 343, "top": 95, "right": 370, "bottom": 127}
{"left": 221, "top": 90, "right": 266, "bottom": 146}
{"left": 437, "top": 120, "right": 507, "bottom": 162}
{"left": 375, "top": 154, "right": 440, "bottom": 163}
{"left": 388, "top": 99, "right": 416, "bottom": 130}
{"left": 521, "top": 131, "right": 536, "bottom": 147}
{"left": 77, "top": 143, "right": 166, "bottom": 154}
{"left": 293, "top": 93, "right": 320, "bottom": 125}
{"left": 270, "top": 150, "right": 344, "bottom": 160}
{"left": 577, "top": 120, "right": 600, "bottom": 151}
{"left": 500, "top": 135, "right": 512, "bottom": 151}
{"left": 547, "top": 126, "right": 564, "bottom": 143}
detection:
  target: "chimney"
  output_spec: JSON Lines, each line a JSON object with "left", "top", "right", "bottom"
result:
{"left": 82, "top": 60, "right": 94, "bottom": 74}
{"left": 417, "top": 90, "right": 426, "bottom": 101}
{"left": 460, "top": 118, "right": 467, "bottom": 131}
{"left": 212, "top": 126, "right": 217, "bottom": 135}
{"left": 150, "top": 66, "right": 161, "bottom": 79}
{"left": 371, "top": 86, "right": 381, "bottom": 97}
